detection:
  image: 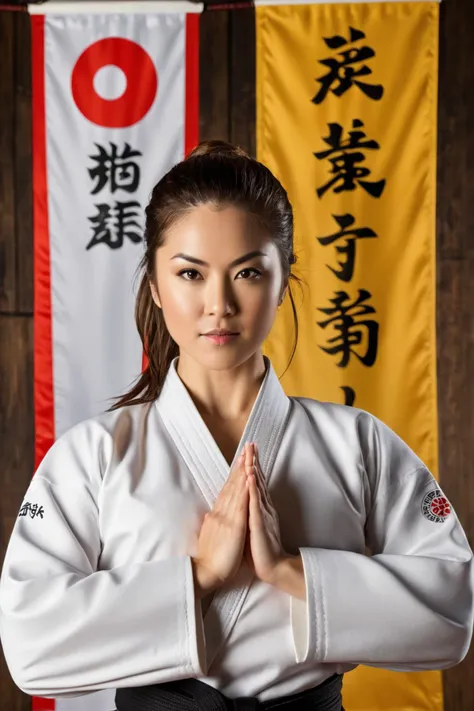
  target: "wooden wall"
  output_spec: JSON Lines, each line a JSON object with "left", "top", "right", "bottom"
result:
{"left": 0, "top": 8, "right": 34, "bottom": 711}
{"left": 0, "top": 1, "right": 473, "bottom": 710}
{"left": 436, "top": 0, "right": 474, "bottom": 707}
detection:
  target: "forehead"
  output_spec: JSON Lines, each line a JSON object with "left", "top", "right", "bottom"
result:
{"left": 161, "top": 203, "right": 275, "bottom": 257}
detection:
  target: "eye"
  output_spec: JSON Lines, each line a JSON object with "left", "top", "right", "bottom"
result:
{"left": 237, "top": 268, "right": 262, "bottom": 280}
{"left": 177, "top": 269, "right": 202, "bottom": 281}
{"left": 177, "top": 268, "right": 262, "bottom": 281}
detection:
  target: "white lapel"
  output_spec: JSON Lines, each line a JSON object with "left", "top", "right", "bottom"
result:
{"left": 155, "top": 354, "right": 291, "bottom": 667}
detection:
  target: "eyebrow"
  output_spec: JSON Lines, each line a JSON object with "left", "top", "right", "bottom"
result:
{"left": 170, "top": 250, "right": 267, "bottom": 268}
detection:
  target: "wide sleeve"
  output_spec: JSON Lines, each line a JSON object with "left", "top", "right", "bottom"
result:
{"left": 290, "top": 411, "right": 474, "bottom": 670}
{"left": 0, "top": 421, "right": 207, "bottom": 698}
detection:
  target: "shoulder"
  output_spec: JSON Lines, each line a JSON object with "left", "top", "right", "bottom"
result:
{"left": 289, "top": 394, "right": 372, "bottom": 434}
{"left": 289, "top": 396, "right": 427, "bottom": 476}
{"left": 34, "top": 401, "right": 154, "bottom": 491}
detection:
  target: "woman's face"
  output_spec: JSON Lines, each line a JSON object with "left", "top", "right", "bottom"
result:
{"left": 150, "top": 203, "right": 287, "bottom": 371}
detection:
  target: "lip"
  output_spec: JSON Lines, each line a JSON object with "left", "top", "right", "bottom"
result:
{"left": 203, "top": 330, "right": 239, "bottom": 336}
{"left": 203, "top": 333, "right": 239, "bottom": 345}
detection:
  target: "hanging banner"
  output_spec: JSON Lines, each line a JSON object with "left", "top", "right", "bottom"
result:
{"left": 31, "top": 6, "right": 200, "bottom": 711}
{"left": 257, "top": 2, "right": 440, "bottom": 711}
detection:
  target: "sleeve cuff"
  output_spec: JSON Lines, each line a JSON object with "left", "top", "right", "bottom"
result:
{"left": 290, "top": 548, "right": 326, "bottom": 663}
{"left": 184, "top": 556, "right": 208, "bottom": 676}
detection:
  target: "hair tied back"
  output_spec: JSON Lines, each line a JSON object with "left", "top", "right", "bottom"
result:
{"left": 186, "top": 140, "right": 250, "bottom": 161}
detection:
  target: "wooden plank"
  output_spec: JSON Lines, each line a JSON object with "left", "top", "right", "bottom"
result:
{"left": 199, "top": 9, "right": 230, "bottom": 142}
{"left": 437, "top": 259, "right": 474, "bottom": 710}
{"left": 436, "top": 0, "right": 473, "bottom": 260}
{"left": 14, "top": 11, "right": 33, "bottom": 314}
{"left": 1, "top": 13, "right": 33, "bottom": 710}
{"left": 0, "top": 314, "right": 34, "bottom": 711}
{"left": 0, "top": 12, "right": 17, "bottom": 312}
{"left": 229, "top": 7, "right": 255, "bottom": 156}
{"left": 437, "top": 0, "right": 474, "bottom": 708}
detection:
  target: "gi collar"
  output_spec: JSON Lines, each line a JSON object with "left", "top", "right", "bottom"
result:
{"left": 155, "top": 354, "right": 291, "bottom": 505}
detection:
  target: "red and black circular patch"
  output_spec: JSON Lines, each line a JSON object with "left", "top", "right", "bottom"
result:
{"left": 421, "top": 488, "right": 451, "bottom": 523}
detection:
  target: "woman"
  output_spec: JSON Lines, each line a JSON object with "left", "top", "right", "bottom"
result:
{"left": 0, "top": 141, "right": 472, "bottom": 711}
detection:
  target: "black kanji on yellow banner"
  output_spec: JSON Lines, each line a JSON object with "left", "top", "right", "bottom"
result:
{"left": 257, "top": 3, "right": 440, "bottom": 710}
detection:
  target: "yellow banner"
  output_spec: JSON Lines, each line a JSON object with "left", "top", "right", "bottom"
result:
{"left": 257, "top": 3, "right": 440, "bottom": 710}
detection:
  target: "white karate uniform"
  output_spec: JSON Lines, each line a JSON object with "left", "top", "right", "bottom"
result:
{"left": 0, "top": 355, "right": 472, "bottom": 706}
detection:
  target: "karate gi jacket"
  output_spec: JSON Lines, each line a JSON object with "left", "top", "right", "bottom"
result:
{"left": 0, "top": 355, "right": 472, "bottom": 705}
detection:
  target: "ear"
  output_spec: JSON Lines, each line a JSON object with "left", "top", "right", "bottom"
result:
{"left": 149, "top": 280, "right": 162, "bottom": 309}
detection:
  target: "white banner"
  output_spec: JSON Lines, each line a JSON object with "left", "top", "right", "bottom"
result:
{"left": 31, "top": 9, "right": 199, "bottom": 711}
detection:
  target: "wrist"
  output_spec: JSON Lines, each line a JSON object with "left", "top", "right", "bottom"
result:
{"left": 191, "top": 558, "right": 221, "bottom": 599}
{"left": 268, "top": 553, "right": 306, "bottom": 601}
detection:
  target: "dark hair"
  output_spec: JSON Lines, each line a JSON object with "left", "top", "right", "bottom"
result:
{"left": 108, "top": 140, "right": 304, "bottom": 411}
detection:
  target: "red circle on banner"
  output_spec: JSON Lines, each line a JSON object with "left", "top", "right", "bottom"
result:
{"left": 71, "top": 38, "right": 158, "bottom": 128}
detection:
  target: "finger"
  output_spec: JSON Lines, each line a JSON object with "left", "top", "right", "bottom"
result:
{"left": 245, "top": 442, "right": 253, "bottom": 471}
{"left": 231, "top": 444, "right": 248, "bottom": 490}
{"left": 254, "top": 449, "right": 275, "bottom": 513}
{"left": 251, "top": 445, "right": 265, "bottom": 488}
{"left": 248, "top": 470, "right": 264, "bottom": 531}
{"left": 216, "top": 460, "right": 241, "bottom": 512}
{"left": 251, "top": 449, "right": 274, "bottom": 514}
{"left": 231, "top": 448, "right": 249, "bottom": 491}
{"left": 229, "top": 450, "right": 246, "bottom": 482}
{"left": 216, "top": 451, "right": 247, "bottom": 515}
{"left": 245, "top": 445, "right": 262, "bottom": 488}
{"left": 247, "top": 464, "right": 263, "bottom": 516}
{"left": 225, "top": 458, "right": 249, "bottom": 518}
{"left": 244, "top": 444, "right": 255, "bottom": 483}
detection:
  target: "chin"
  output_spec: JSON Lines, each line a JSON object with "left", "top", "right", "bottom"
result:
{"left": 192, "top": 341, "right": 257, "bottom": 370}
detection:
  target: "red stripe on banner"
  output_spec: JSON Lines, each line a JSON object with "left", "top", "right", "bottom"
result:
{"left": 32, "top": 16, "right": 55, "bottom": 471}
{"left": 32, "top": 697, "right": 55, "bottom": 711}
{"left": 185, "top": 13, "right": 200, "bottom": 157}
{"left": 31, "top": 23, "right": 57, "bottom": 710}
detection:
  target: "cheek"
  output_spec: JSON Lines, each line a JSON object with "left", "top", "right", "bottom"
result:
{"left": 243, "top": 286, "right": 279, "bottom": 334}
{"left": 159, "top": 279, "right": 201, "bottom": 324}
{"left": 249, "top": 279, "right": 280, "bottom": 313}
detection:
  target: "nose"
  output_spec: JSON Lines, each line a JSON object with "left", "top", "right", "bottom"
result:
{"left": 204, "top": 274, "right": 237, "bottom": 317}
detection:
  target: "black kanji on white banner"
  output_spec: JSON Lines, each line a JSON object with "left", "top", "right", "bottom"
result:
{"left": 86, "top": 142, "right": 144, "bottom": 249}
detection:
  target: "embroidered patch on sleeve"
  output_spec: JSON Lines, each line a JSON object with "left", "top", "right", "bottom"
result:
{"left": 421, "top": 488, "right": 451, "bottom": 523}
{"left": 18, "top": 502, "right": 45, "bottom": 519}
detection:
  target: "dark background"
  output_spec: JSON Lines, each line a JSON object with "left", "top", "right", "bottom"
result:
{"left": 1, "top": 1, "right": 473, "bottom": 709}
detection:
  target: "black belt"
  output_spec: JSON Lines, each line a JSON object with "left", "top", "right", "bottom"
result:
{"left": 115, "top": 673, "right": 344, "bottom": 711}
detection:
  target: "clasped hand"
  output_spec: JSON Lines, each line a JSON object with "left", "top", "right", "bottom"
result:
{"left": 193, "top": 442, "right": 289, "bottom": 595}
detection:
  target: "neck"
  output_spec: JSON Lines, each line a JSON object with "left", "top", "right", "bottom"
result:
{"left": 176, "top": 351, "right": 267, "bottom": 421}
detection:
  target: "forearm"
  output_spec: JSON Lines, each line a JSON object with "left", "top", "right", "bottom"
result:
{"left": 191, "top": 557, "right": 220, "bottom": 599}
{"left": 269, "top": 553, "right": 306, "bottom": 601}
{"left": 0, "top": 555, "right": 207, "bottom": 695}
{"left": 290, "top": 547, "right": 473, "bottom": 666}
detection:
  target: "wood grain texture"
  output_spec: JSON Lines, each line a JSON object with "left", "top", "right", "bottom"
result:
{"left": 199, "top": 9, "right": 230, "bottom": 142}
{"left": 0, "top": 315, "right": 34, "bottom": 711}
{"left": 0, "top": 12, "right": 16, "bottom": 312}
{"left": 14, "top": 10, "right": 33, "bottom": 314}
{"left": 437, "top": 0, "right": 474, "bottom": 708}
{"left": 229, "top": 7, "right": 255, "bottom": 156}
{"left": 0, "top": 10, "right": 34, "bottom": 710}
